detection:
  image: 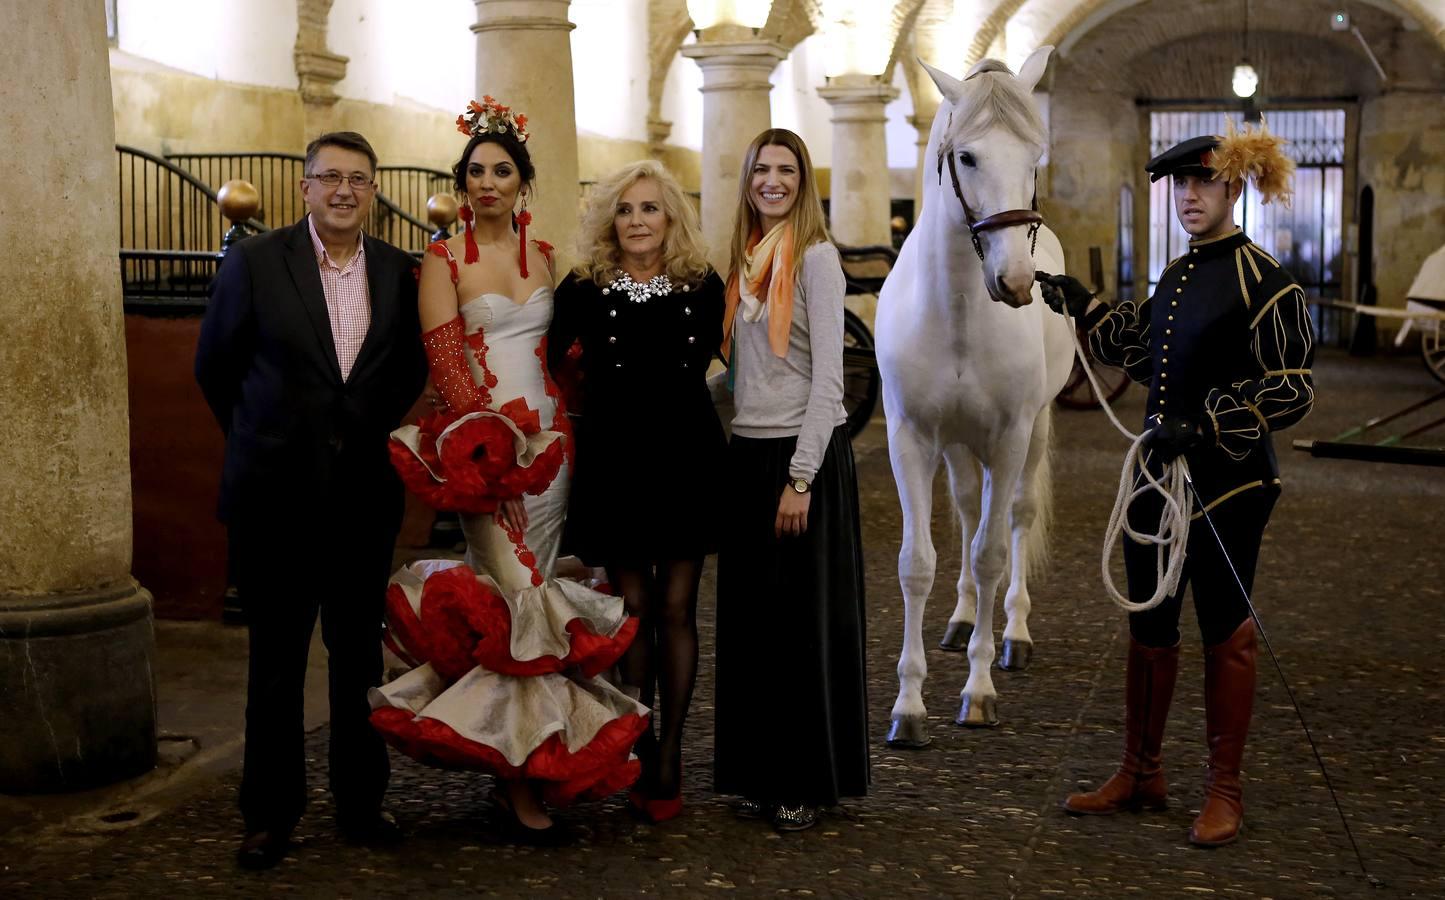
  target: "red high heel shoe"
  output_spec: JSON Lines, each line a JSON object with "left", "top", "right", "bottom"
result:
{"left": 642, "top": 794, "right": 682, "bottom": 823}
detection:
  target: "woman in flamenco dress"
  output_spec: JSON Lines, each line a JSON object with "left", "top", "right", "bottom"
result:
{"left": 369, "top": 98, "right": 648, "bottom": 842}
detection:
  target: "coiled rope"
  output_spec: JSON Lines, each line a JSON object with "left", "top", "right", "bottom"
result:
{"left": 1065, "top": 316, "right": 1190, "bottom": 612}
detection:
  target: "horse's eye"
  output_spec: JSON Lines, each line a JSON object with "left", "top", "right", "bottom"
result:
{"left": 959, "top": 151, "right": 977, "bottom": 168}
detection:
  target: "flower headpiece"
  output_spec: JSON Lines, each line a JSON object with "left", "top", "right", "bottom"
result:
{"left": 456, "top": 96, "right": 529, "bottom": 144}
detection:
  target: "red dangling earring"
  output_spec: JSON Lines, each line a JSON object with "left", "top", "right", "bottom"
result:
{"left": 515, "top": 198, "right": 532, "bottom": 279}
{"left": 459, "top": 202, "right": 479, "bottom": 264}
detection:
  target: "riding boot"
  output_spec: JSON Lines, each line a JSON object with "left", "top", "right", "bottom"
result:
{"left": 1190, "top": 618, "right": 1257, "bottom": 847}
{"left": 1064, "top": 638, "right": 1179, "bottom": 815}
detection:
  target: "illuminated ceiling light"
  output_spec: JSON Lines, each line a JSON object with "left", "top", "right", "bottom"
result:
{"left": 1232, "top": 63, "right": 1258, "bottom": 98}
{"left": 686, "top": 0, "right": 771, "bottom": 31}
{"left": 821, "top": 1, "right": 893, "bottom": 76}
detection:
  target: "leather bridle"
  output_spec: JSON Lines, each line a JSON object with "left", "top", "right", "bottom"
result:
{"left": 937, "top": 136, "right": 1043, "bottom": 263}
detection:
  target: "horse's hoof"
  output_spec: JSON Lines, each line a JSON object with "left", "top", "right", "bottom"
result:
{"left": 955, "top": 694, "right": 999, "bottom": 728}
{"left": 998, "top": 638, "right": 1033, "bottom": 671}
{"left": 939, "top": 621, "right": 973, "bottom": 651}
{"left": 885, "top": 717, "right": 932, "bottom": 749}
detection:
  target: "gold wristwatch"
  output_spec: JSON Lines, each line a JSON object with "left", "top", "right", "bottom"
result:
{"left": 789, "top": 477, "right": 810, "bottom": 494}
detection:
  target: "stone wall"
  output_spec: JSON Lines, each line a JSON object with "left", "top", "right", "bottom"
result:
{"left": 112, "top": 52, "right": 703, "bottom": 190}
{"left": 1042, "top": 89, "right": 1139, "bottom": 294}
{"left": 1359, "top": 90, "right": 1445, "bottom": 310}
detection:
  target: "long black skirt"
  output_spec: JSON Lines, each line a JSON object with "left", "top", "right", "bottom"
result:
{"left": 713, "top": 425, "right": 870, "bottom": 806}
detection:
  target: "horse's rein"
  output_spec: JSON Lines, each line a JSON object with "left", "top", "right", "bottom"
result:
{"left": 938, "top": 148, "right": 1043, "bottom": 263}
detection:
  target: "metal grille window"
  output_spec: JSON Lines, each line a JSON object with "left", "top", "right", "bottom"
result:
{"left": 1117, "top": 183, "right": 1135, "bottom": 301}
{"left": 1147, "top": 110, "right": 1345, "bottom": 298}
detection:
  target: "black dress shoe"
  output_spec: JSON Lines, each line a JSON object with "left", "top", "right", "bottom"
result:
{"left": 492, "top": 789, "right": 572, "bottom": 847}
{"left": 338, "top": 810, "right": 404, "bottom": 846}
{"left": 237, "top": 830, "right": 291, "bottom": 870}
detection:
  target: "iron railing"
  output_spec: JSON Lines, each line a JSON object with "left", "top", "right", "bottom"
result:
{"left": 378, "top": 165, "right": 453, "bottom": 228}
{"left": 166, "top": 151, "right": 434, "bottom": 252}
{"left": 115, "top": 146, "right": 267, "bottom": 311}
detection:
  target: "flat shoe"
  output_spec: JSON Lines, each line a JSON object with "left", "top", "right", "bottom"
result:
{"left": 772, "top": 803, "right": 819, "bottom": 832}
{"left": 732, "top": 798, "right": 773, "bottom": 820}
{"left": 236, "top": 830, "right": 291, "bottom": 870}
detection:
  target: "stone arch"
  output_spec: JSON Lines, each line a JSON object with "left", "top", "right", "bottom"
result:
{"left": 1040, "top": 0, "right": 1445, "bottom": 54}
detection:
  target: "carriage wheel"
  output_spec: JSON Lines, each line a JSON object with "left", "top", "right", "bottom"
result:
{"left": 1423, "top": 321, "right": 1445, "bottom": 385}
{"left": 1056, "top": 326, "right": 1130, "bottom": 410}
{"left": 843, "top": 308, "right": 880, "bottom": 437}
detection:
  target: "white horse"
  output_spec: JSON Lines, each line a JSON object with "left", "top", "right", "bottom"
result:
{"left": 877, "top": 47, "right": 1075, "bottom": 745}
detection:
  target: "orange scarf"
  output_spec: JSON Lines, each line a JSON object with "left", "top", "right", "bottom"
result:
{"left": 722, "top": 221, "right": 795, "bottom": 359}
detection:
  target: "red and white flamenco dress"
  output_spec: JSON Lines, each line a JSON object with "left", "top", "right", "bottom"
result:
{"left": 372, "top": 250, "right": 647, "bottom": 806}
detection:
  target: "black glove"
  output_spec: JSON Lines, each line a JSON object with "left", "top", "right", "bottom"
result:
{"left": 1142, "top": 415, "right": 1210, "bottom": 464}
{"left": 1035, "top": 271, "right": 1094, "bottom": 318}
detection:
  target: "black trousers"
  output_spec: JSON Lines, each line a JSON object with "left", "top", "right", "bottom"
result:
{"left": 1124, "top": 482, "right": 1278, "bottom": 648}
{"left": 233, "top": 487, "right": 397, "bottom": 834}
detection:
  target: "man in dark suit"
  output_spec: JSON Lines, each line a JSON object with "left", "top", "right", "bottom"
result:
{"left": 195, "top": 131, "right": 428, "bottom": 870}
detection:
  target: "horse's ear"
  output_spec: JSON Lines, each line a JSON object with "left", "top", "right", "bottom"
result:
{"left": 1016, "top": 45, "right": 1054, "bottom": 93}
{"left": 919, "top": 58, "right": 964, "bottom": 102}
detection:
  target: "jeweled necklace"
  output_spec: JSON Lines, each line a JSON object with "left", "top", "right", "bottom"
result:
{"left": 603, "top": 269, "right": 673, "bottom": 304}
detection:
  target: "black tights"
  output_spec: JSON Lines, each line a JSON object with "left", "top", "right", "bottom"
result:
{"left": 609, "top": 557, "right": 704, "bottom": 799}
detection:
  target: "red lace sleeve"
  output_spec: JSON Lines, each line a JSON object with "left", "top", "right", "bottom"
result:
{"left": 427, "top": 240, "right": 459, "bottom": 285}
{"left": 422, "top": 316, "right": 486, "bottom": 414}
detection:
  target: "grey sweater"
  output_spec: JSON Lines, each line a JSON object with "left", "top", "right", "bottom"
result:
{"left": 730, "top": 241, "right": 848, "bottom": 482}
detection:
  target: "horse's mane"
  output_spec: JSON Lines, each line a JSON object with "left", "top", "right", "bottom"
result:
{"left": 944, "top": 57, "right": 1046, "bottom": 150}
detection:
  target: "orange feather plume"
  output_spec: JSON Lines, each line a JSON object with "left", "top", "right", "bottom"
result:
{"left": 1208, "top": 116, "right": 1295, "bottom": 207}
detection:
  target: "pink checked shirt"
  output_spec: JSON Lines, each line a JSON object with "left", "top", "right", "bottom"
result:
{"left": 308, "top": 217, "right": 371, "bottom": 380}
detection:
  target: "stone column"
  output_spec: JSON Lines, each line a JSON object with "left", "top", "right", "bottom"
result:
{"left": 682, "top": 33, "right": 788, "bottom": 270}
{"left": 0, "top": 0, "right": 156, "bottom": 792}
{"left": 909, "top": 100, "right": 938, "bottom": 216}
{"left": 817, "top": 76, "right": 900, "bottom": 248}
{"left": 472, "top": 0, "right": 581, "bottom": 265}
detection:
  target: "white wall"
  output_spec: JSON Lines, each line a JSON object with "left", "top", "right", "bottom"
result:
{"left": 660, "top": 34, "right": 705, "bottom": 152}
{"left": 570, "top": 0, "right": 651, "bottom": 142}
{"left": 329, "top": 0, "right": 475, "bottom": 112}
{"left": 771, "top": 34, "right": 835, "bottom": 165}
{"left": 885, "top": 63, "right": 916, "bottom": 170}
{"left": 116, "top": 0, "right": 298, "bottom": 88}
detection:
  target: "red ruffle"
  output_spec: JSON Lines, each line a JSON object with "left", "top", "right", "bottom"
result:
{"left": 385, "top": 562, "right": 638, "bottom": 680}
{"left": 369, "top": 707, "right": 647, "bottom": 807}
{"left": 389, "top": 404, "right": 563, "bottom": 515}
{"left": 427, "top": 240, "right": 459, "bottom": 285}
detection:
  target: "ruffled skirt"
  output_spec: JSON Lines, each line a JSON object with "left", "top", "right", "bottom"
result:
{"left": 370, "top": 560, "right": 647, "bottom": 806}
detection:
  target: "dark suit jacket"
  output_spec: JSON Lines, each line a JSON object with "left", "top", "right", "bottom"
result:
{"left": 195, "top": 217, "right": 427, "bottom": 529}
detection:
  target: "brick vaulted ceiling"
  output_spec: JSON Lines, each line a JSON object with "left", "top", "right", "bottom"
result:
{"left": 1049, "top": 0, "right": 1445, "bottom": 99}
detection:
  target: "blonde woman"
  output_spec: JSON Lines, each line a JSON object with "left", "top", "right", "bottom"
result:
{"left": 547, "top": 159, "right": 726, "bottom": 824}
{"left": 712, "top": 129, "right": 868, "bottom": 833}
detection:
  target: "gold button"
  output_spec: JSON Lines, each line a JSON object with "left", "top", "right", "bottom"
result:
{"left": 687, "top": 336, "right": 696, "bottom": 344}
{"left": 1163, "top": 344, "right": 1170, "bottom": 350}
{"left": 1161, "top": 372, "right": 1168, "bottom": 378}
{"left": 1187, "top": 264, "right": 1195, "bottom": 269}
{"left": 1160, "top": 385, "right": 1168, "bottom": 392}
{"left": 1181, "top": 276, "right": 1188, "bottom": 282}
{"left": 1162, "top": 358, "right": 1168, "bottom": 363}
{"left": 609, "top": 336, "right": 617, "bottom": 344}
{"left": 1160, "top": 399, "right": 1168, "bottom": 406}
{"left": 1176, "top": 288, "right": 1182, "bottom": 293}
{"left": 1168, "top": 315, "right": 1174, "bottom": 321}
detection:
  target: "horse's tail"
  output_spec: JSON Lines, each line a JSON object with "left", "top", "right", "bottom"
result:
{"left": 1025, "top": 403, "right": 1056, "bottom": 580}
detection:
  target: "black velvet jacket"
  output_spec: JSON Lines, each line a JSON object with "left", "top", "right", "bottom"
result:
{"left": 1084, "top": 228, "right": 1316, "bottom": 509}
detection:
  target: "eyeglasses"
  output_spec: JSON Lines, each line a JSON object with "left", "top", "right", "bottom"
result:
{"left": 307, "top": 171, "right": 374, "bottom": 189}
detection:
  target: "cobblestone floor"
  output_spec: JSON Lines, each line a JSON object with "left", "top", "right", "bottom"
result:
{"left": 3, "top": 348, "right": 1442, "bottom": 899}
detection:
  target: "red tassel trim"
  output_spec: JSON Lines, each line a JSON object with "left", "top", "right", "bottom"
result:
{"left": 516, "top": 209, "right": 532, "bottom": 278}
{"left": 459, "top": 203, "right": 479, "bottom": 264}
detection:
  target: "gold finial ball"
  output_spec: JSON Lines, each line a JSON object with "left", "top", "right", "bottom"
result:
{"left": 890, "top": 216, "right": 907, "bottom": 234}
{"left": 427, "top": 193, "right": 459, "bottom": 229}
{"left": 218, "top": 180, "right": 260, "bottom": 222}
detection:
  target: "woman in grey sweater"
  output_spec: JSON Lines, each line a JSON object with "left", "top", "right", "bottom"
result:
{"left": 712, "top": 128, "right": 869, "bottom": 833}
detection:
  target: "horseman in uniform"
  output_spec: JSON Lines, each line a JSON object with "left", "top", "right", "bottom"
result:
{"left": 1037, "top": 120, "right": 1315, "bottom": 846}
